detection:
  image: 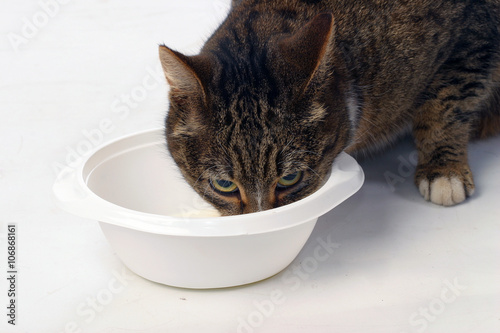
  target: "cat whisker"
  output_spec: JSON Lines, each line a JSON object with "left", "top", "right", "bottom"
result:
{"left": 347, "top": 112, "right": 381, "bottom": 147}
{"left": 197, "top": 168, "right": 228, "bottom": 202}
{"left": 289, "top": 149, "right": 322, "bottom": 158}
{"left": 279, "top": 138, "right": 295, "bottom": 157}
{"left": 285, "top": 161, "right": 323, "bottom": 182}
{"left": 278, "top": 148, "right": 322, "bottom": 170}
{"left": 304, "top": 165, "right": 322, "bottom": 181}
{"left": 216, "top": 132, "right": 233, "bottom": 167}
{"left": 193, "top": 165, "right": 218, "bottom": 188}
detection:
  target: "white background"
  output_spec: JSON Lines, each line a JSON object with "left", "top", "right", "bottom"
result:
{"left": 1, "top": 0, "right": 499, "bottom": 332}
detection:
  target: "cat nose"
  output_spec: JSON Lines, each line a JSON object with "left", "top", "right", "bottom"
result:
{"left": 241, "top": 192, "right": 275, "bottom": 214}
{"left": 242, "top": 202, "right": 274, "bottom": 214}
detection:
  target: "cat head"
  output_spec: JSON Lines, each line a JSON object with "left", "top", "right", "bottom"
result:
{"left": 160, "top": 13, "right": 351, "bottom": 215}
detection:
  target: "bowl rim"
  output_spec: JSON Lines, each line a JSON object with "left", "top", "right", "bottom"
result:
{"left": 53, "top": 128, "right": 364, "bottom": 237}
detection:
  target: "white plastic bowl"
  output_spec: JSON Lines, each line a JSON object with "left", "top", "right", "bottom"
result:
{"left": 53, "top": 129, "right": 364, "bottom": 288}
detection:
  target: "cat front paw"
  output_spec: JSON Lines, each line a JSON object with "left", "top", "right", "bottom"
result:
{"left": 415, "top": 166, "right": 475, "bottom": 206}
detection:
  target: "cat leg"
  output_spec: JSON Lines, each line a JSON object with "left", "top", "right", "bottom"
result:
{"left": 413, "top": 2, "right": 500, "bottom": 206}
{"left": 413, "top": 78, "right": 491, "bottom": 206}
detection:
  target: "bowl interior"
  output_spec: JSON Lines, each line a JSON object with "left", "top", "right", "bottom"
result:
{"left": 84, "top": 131, "right": 219, "bottom": 218}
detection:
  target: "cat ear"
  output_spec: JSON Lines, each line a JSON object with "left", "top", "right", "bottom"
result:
{"left": 158, "top": 45, "right": 210, "bottom": 105}
{"left": 277, "top": 13, "right": 335, "bottom": 92}
{"left": 160, "top": 46, "right": 212, "bottom": 138}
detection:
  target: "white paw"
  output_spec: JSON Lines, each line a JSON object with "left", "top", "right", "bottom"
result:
{"left": 419, "top": 176, "right": 474, "bottom": 206}
{"left": 419, "top": 179, "right": 429, "bottom": 201}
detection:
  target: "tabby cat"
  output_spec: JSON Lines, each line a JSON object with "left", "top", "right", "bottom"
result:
{"left": 159, "top": 0, "right": 500, "bottom": 215}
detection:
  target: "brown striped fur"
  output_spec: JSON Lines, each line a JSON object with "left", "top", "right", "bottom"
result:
{"left": 160, "top": 0, "right": 500, "bottom": 215}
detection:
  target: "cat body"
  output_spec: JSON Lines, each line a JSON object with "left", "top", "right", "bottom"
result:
{"left": 160, "top": 0, "right": 500, "bottom": 215}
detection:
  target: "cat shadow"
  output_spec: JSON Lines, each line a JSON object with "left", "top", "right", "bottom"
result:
{"left": 355, "top": 135, "right": 500, "bottom": 201}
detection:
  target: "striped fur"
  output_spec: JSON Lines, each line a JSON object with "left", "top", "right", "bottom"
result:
{"left": 161, "top": 0, "right": 500, "bottom": 214}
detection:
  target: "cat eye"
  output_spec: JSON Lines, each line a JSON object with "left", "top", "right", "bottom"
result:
{"left": 277, "top": 171, "right": 303, "bottom": 189}
{"left": 210, "top": 178, "right": 239, "bottom": 194}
